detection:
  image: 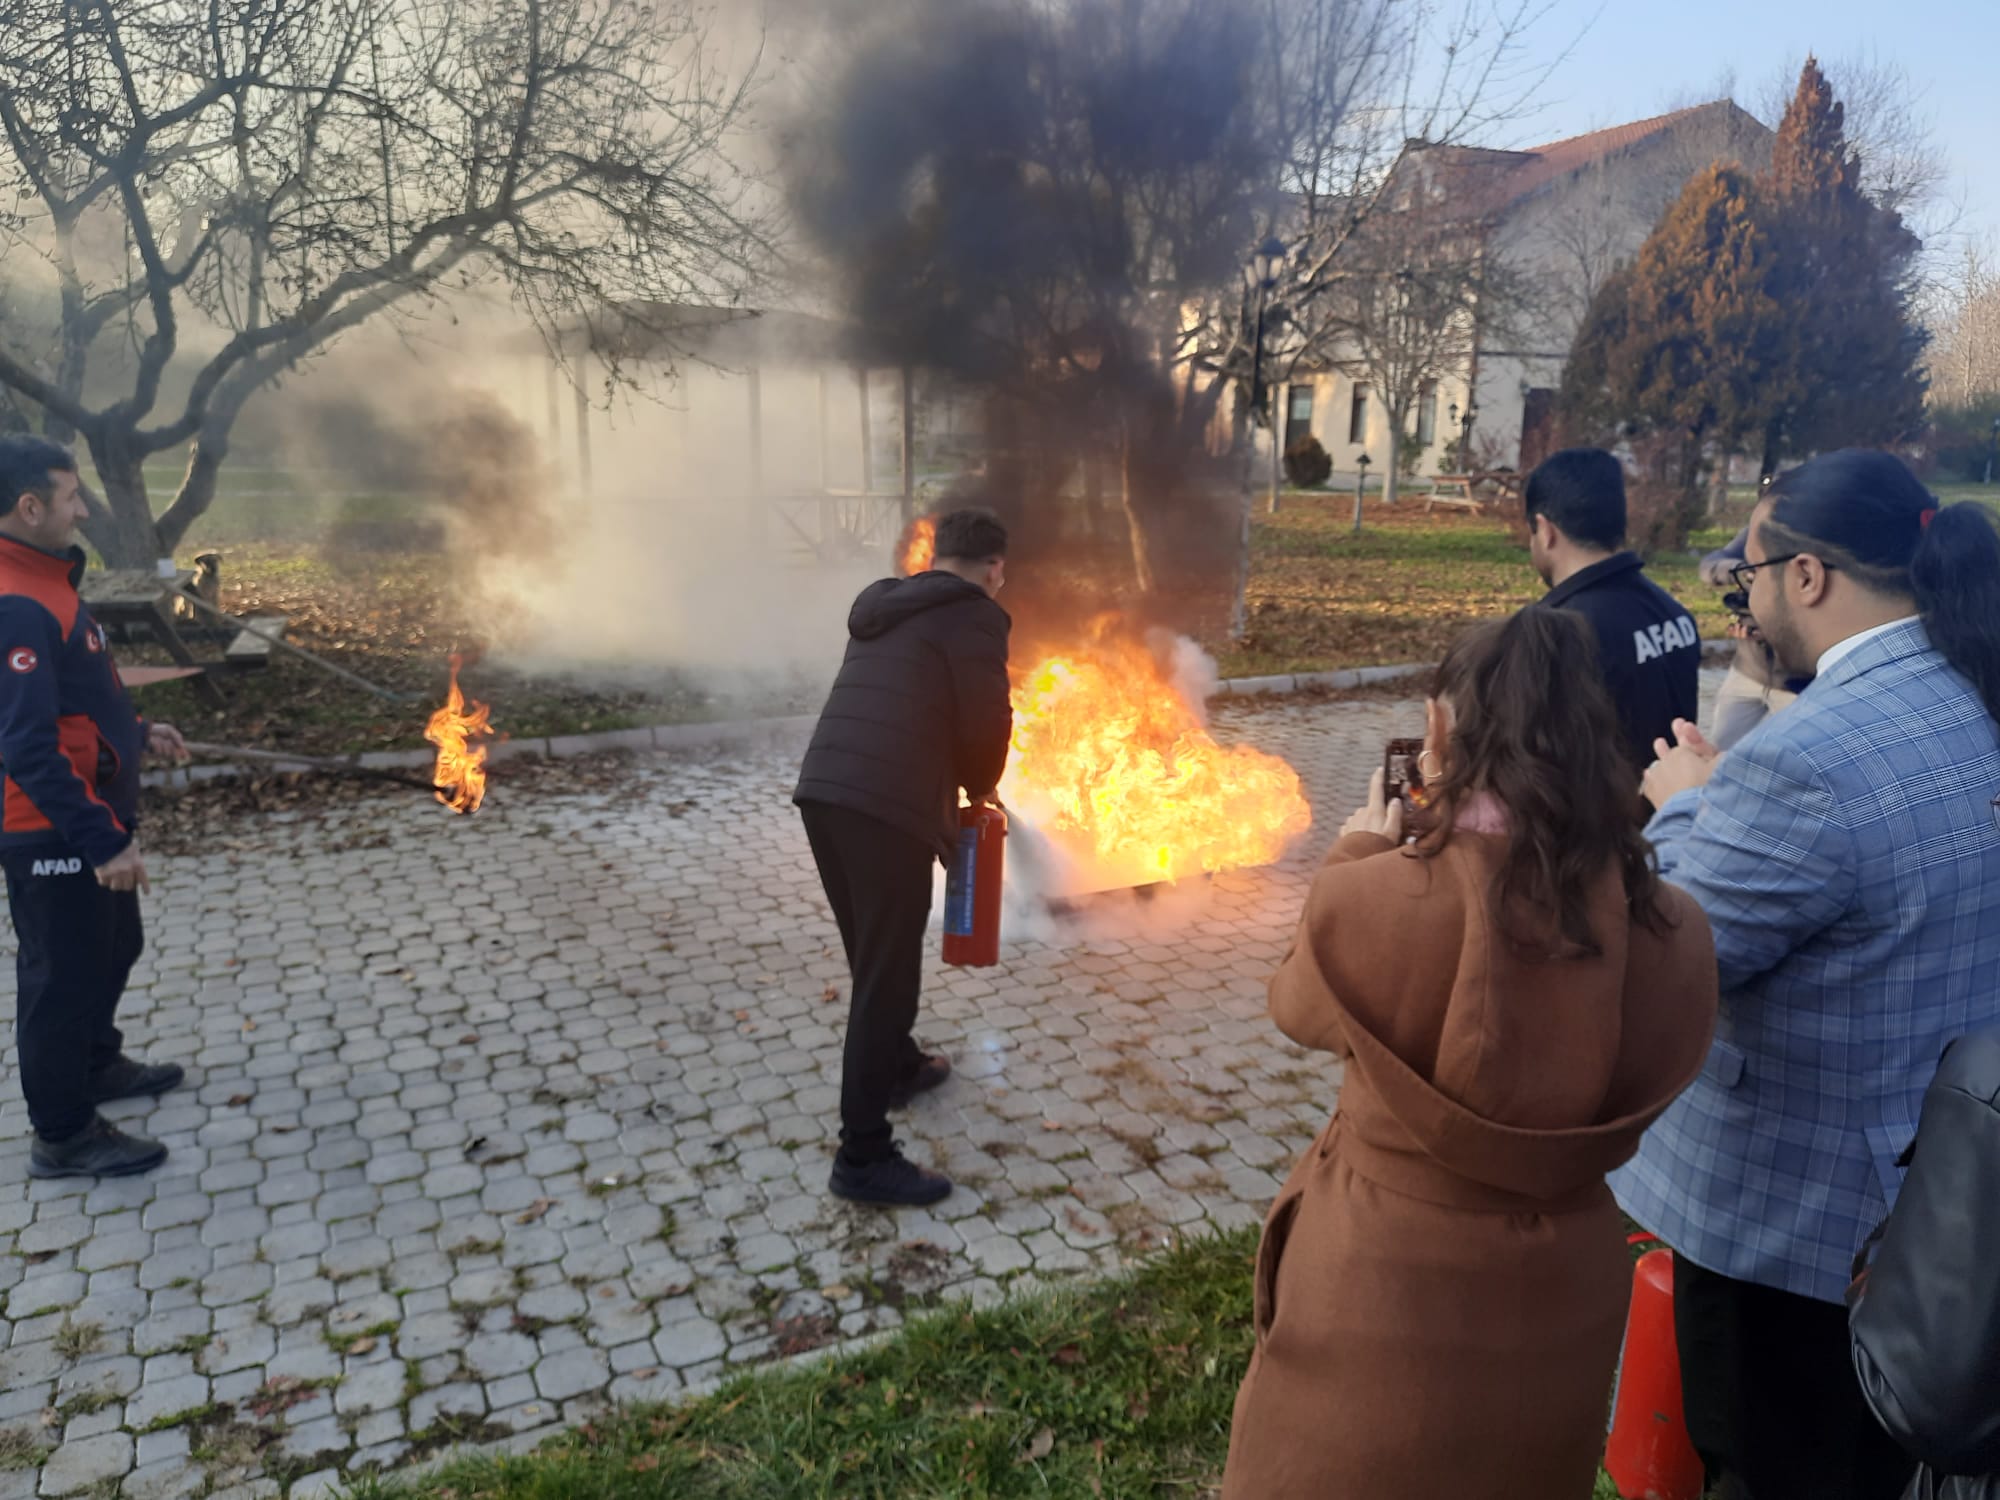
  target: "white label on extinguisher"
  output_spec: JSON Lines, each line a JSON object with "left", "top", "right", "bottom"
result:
{"left": 944, "top": 826, "right": 979, "bottom": 936}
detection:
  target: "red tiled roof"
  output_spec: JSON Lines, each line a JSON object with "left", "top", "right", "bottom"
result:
{"left": 1417, "top": 100, "right": 1758, "bottom": 219}
{"left": 1504, "top": 103, "right": 1725, "bottom": 201}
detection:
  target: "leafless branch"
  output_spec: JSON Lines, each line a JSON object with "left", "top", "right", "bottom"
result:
{"left": 0, "top": 0, "right": 772, "bottom": 559}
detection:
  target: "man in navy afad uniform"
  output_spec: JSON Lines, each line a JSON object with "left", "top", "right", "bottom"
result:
{"left": 0, "top": 436, "right": 190, "bottom": 1178}
{"left": 1525, "top": 449, "right": 1701, "bottom": 771}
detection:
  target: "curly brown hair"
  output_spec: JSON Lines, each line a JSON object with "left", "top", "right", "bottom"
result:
{"left": 1421, "top": 608, "right": 1671, "bottom": 957}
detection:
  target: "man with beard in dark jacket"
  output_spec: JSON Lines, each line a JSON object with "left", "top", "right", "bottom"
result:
{"left": 794, "top": 507, "right": 1012, "bottom": 1206}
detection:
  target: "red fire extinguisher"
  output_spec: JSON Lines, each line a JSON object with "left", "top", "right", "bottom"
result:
{"left": 1604, "top": 1233, "right": 1703, "bottom": 1500}
{"left": 942, "top": 802, "right": 1006, "bottom": 967}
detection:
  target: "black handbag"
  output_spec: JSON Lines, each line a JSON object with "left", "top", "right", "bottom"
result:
{"left": 1849, "top": 1030, "right": 2000, "bottom": 1500}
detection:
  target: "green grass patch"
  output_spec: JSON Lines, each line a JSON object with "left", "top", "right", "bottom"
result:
{"left": 55, "top": 1387, "right": 120, "bottom": 1419}
{"left": 351, "top": 1228, "right": 1260, "bottom": 1499}
{"left": 1220, "top": 497, "right": 1734, "bottom": 680}
{"left": 138, "top": 1400, "right": 227, "bottom": 1434}
{"left": 0, "top": 1427, "right": 49, "bottom": 1471}
{"left": 325, "top": 1320, "right": 400, "bottom": 1356}
{"left": 343, "top": 1226, "right": 1637, "bottom": 1499}
{"left": 51, "top": 1316, "right": 103, "bottom": 1361}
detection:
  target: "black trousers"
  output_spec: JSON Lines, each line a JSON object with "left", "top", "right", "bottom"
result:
{"left": 798, "top": 803, "right": 931, "bottom": 1164}
{"left": 3, "top": 846, "right": 144, "bottom": 1142}
{"left": 1673, "top": 1252, "right": 1917, "bottom": 1500}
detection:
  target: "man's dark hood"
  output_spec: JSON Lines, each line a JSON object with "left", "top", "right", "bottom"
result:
{"left": 848, "top": 571, "right": 994, "bottom": 640}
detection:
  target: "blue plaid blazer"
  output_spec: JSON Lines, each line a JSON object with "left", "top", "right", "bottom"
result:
{"left": 1611, "top": 618, "right": 2000, "bottom": 1303}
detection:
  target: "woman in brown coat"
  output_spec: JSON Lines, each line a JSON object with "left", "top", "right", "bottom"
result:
{"left": 1222, "top": 608, "right": 1719, "bottom": 1500}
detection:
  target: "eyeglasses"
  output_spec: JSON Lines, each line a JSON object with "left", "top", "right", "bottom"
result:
{"left": 1729, "top": 553, "right": 1837, "bottom": 593}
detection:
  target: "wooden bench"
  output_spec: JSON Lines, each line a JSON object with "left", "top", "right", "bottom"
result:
{"left": 223, "top": 614, "right": 290, "bottom": 668}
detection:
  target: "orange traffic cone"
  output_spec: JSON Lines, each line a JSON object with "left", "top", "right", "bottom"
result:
{"left": 1604, "top": 1236, "right": 1704, "bottom": 1500}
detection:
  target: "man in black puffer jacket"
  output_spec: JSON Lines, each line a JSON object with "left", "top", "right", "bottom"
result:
{"left": 794, "top": 507, "right": 1012, "bottom": 1206}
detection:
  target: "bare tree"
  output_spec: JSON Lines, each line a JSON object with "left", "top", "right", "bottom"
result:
{"left": 1193, "top": 0, "right": 1558, "bottom": 622}
{"left": 1314, "top": 187, "right": 1525, "bottom": 523}
{"left": 1928, "top": 238, "right": 2000, "bottom": 407}
{"left": 0, "top": 0, "right": 766, "bottom": 565}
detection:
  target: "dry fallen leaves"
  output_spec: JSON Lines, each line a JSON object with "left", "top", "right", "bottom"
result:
{"left": 514, "top": 1199, "right": 557, "bottom": 1226}
{"left": 1019, "top": 1427, "right": 1055, "bottom": 1464}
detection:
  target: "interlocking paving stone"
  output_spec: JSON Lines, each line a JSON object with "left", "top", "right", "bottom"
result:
{"left": 0, "top": 680, "right": 1727, "bottom": 1492}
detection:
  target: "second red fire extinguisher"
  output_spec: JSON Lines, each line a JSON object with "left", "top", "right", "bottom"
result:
{"left": 943, "top": 802, "right": 1006, "bottom": 967}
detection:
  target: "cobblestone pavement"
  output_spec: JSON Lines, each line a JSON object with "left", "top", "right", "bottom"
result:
{"left": 0, "top": 678, "right": 1720, "bottom": 1497}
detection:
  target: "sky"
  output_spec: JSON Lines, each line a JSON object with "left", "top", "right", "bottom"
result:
{"left": 1499, "top": 0, "right": 2000, "bottom": 245}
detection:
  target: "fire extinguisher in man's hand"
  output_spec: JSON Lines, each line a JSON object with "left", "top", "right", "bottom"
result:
{"left": 943, "top": 798, "right": 1007, "bottom": 967}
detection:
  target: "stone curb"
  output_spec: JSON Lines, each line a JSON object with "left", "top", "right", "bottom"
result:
{"left": 141, "top": 643, "right": 1735, "bottom": 790}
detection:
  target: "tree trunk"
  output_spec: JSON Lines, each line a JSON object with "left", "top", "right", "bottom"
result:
{"left": 1120, "top": 423, "right": 1159, "bottom": 598}
{"left": 154, "top": 431, "right": 229, "bottom": 556}
{"left": 1757, "top": 423, "right": 1783, "bottom": 482}
{"left": 1706, "top": 458, "right": 1732, "bottom": 518}
{"left": 1382, "top": 398, "right": 1406, "bottom": 510}
{"left": 1084, "top": 455, "right": 1121, "bottom": 547}
{"left": 80, "top": 438, "right": 162, "bottom": 568}
{"left": 1266, "top": 416, "right": 1282, "bottom": 515}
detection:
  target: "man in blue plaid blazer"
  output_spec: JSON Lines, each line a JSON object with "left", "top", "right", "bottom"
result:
{"left": 1612, "top": 451, "right": 2000, "bottom": 1500}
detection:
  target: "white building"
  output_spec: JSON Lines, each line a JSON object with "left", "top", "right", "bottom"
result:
{"left": 1278, "top": 100, "right": 1772, "bottom": 477}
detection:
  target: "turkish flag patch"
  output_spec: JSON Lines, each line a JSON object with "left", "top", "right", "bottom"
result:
{"left": 7, "top": 648, "right": 37, "bottom": 674}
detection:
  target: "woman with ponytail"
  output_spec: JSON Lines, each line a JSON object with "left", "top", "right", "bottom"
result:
{"left": 1223, "top": 609, "right": 1718, "bottom": 1499}
{"left": 1616, "top": 449, "right": 2000, "bottom": 1500}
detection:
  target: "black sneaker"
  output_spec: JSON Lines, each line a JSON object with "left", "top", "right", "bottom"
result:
{"left": 887, "top": 1052, "right": 952, "bottom": 1110}
{"left": 829, "top": 1150, "right": 952, "bottom": 1207}
{"left": 87, "top": 1055, "right": 186, "bottom": 1105}
{"left": 29, "top": 1114, "right": 168, "bottom": 1179}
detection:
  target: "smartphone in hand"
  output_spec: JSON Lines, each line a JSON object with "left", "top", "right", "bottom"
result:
{"left": 1383, "top": 737, "right": 1435, "bottom": 832}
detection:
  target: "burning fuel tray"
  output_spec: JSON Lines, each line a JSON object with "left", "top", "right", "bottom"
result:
{"left": 1042, "top": 871, "right": 1211, "bottom": 919}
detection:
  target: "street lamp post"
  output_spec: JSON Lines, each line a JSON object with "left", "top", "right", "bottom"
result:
{"left": 1231, "top": 236, "right": 1287, "bottom": 641}
{"left": 1247, "top": 238, "right": 1284, "bottom": 516}
{"left": 1353, "top": 452, "right": 1372, "bottom": 535}
{"left": 1986, "top": 416, "right": 1999, "bottom": 486}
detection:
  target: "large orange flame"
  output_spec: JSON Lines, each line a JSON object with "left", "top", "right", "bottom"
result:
{"left": 1000, "top": 624, "right": 1310, "bottom": 889}
{"left": 426, "top": 654, "right": 493, "bottom": 814}
{"left": 898, "top": 515, "right": 936, "bottom": 576}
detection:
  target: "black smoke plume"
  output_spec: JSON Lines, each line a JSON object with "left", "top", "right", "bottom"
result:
{"left": 785, "top": 0, "right": 1276, "bottom": 641}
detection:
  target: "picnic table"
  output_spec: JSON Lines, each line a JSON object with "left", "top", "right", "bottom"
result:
{"left": 79, "top": 569, "right": 288, "bottom": 708}
{"left": 1421, "top": 470, "right": 1523, "bottom": 514}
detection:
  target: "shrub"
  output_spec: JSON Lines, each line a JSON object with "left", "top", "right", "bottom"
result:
{"left": 1922, "top": 398, "right": 2000, "bottom": 482}
{"left": 1283, "top": 433, "right": 1332, "bottom": 488}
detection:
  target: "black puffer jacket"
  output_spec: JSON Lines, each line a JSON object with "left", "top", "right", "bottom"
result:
{"left": 1850, "top": 1029, "right": 2000, "bottom": 1500}
{"left": 793, "top": 571, "right": 1011, "bottom": 858}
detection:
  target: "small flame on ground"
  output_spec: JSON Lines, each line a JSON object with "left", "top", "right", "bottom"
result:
{"left": 1001, "top": 622, "right": 1311, "bottom": 889}
{"left": 897, "top": 515, "right": 936, "bottom": 576}
{"left": 426, "top": 654, "right": 493, "bottom": 814}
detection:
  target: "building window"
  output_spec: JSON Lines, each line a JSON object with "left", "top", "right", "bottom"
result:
{"left": 1348, "top": 386, "right": 1368, "bottom": 445}
{"left": 1287, "top": 385, "right": 1314, "bottom": 447}
{"left": 1416, "top": 382, "right": 1438, "bottom": 447}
